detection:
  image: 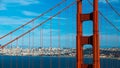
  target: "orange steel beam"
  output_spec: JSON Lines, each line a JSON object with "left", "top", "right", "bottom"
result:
{"left": 76, "top": 0, "right": 100, "bottom": 68}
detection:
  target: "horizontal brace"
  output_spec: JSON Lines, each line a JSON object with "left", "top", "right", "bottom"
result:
{"left": 82, "top": 64, "right": 93, "bottom": 68}
{"left": 81, "top": 13, "right": 93, "bottom": 21}
{"left": 81, "top": 36, "right": 93, "bottom": 45}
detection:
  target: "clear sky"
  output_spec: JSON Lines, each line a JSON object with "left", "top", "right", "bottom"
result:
{"left": 0, "top": 0, "right": 120, "bottom": 48}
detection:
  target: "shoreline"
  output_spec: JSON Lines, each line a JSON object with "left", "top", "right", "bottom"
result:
{"left": 85, "top": 57, "right": 120, "bottom": 60}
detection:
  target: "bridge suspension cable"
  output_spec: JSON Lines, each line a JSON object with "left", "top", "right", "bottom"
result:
{"left": 0, "top": 0, "right": 66, "bottom": 40}
{"left": 0, "top": 1, "right": 76, "bottom": 49}
{"left": 87, "top": 0, "right": 120, "bottom": 32}
{"left": 105, "top": 0, "right": 120, "bottom": 16}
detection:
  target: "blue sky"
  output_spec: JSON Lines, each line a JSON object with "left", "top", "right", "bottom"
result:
{"left": 0, "top": 0, "right": 120, "bottom": 48}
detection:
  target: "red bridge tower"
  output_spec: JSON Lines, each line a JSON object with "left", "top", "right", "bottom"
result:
{"left": 76, "top": 0, "right": 100, "bottom": 68}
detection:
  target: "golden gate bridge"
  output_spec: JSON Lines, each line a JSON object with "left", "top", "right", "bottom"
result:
{"left": 0, "top": 0, "right": 120, "bottom": 68}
